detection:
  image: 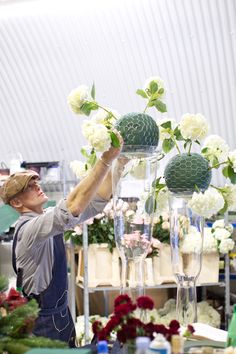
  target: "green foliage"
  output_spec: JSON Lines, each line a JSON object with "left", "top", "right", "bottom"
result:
{"left": 0, "top": 276, "right": 8, "bottom": 292}
{"left": 64, "top": 217, "right": 116, "bottom": 253}
{"left": 152, "top": 215, "right": 170, "bottom": 245}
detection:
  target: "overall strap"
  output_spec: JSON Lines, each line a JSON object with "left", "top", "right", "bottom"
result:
{"left": 12, "top": 219, "right": 30, "bottom": 274}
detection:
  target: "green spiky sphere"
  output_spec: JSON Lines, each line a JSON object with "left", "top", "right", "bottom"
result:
{"left": 164, "top": 153, "right": 212, "bottom": 194}
{"left": 114, "top": 112, "right": 159, "bottom": 151}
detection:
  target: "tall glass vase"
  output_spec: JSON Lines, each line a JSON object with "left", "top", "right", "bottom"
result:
{"left": 169, "top": 193, "right": 204, "bottom": 326}
{"left": 112, "top": 146, "right": 159, "bottom": 300}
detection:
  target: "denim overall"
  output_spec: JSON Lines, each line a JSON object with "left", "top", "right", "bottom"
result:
{"left": 12, "top": 221, "right": 76, "bottom": 347}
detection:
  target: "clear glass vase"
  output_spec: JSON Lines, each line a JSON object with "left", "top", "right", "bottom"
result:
{"left": 169, "top": 193, "right": 204, "bottom": 326}
{"left": 112, "top": 146, "right": 159, "bottom": 299}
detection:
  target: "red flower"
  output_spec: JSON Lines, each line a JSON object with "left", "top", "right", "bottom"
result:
{"left": 92, "top": 320, "right": 103, "bottom": 336}
{"left": 105, "top": 315, "right": 121, "bottom": 334}
{"left": 114, "top": 303, "right": 136, "bottom": 317}
{"left": 97, "top": 328, "right": 108, "bottom": 341}
{"left": 169, "top": 320, "right": 180, "bottom": 331}
{"left": 117, "top": 328, "right": 127, "bottom": 343}
{"left": 114, "top": 294, "right": 132, "bottom": 308}
{"left": 6, "top": 288, "right": 21, "bottom": 301}
{"left": 136, "top": 296, "right": 154, "bottom": 310}
{"left": 187, "top": 324, "right": 195, "bottom": 334}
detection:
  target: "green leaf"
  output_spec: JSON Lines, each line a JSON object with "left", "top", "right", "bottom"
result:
{"left": 227, "top": 165, "right": 236, "bottom": 184}
{"left": 91, "top": 83, "right": 96, "bottom": 100}
{"left": 162, "top": 138, "right": 175, "bottom": 153}
{"left": 136, "top": 89, "right": 148, "bottom": 98}
{"left": 161, "top": 121, "right": 171, "bottom": 129}
{"left": 80, "top": 101, "right": 98, "bottom": 116}
{"left": 158, "top": 88, "right": 164, "bottom": 95}
{"left": 110, "top": 131, "right": 121, "bottom": 148}
{"left": 149, "top": 81, "right": 158, "bottom": 94}
{"left": 201, "top": 147, "right": 208, "bottom": 154}
{"left": 145, "top": 196, "right": 156, "bottom": 214}
{"left": 222, "top": 166, "right": 229, "bottom": 178}
{"left": 80, "top": 147, "right": 90, "bottom": 158}
{"left": 173, "top": 126, "right": 184, "bottom": 141}
{"left": 212, "top": 156, "right": 219, "bottom": 168}
{"left": 153, "top": 99, "right": 167, "bottom": 113}
{"left": 87, "top": 151, "right": 97, "bottom": 167}
{"left": 219, "top": 199, "right": 228, "bottom": 215}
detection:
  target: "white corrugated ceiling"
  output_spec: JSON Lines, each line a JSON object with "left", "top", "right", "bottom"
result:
{"left": 0, "top": 0, "right": 235, "bottom": 184}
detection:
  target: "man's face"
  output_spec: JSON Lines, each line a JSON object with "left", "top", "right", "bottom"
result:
{"left": 11, "top": 178, "right": 48, "bottom": 212}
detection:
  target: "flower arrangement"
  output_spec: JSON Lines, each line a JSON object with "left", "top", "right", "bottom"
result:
{"left": 156, "top": 112, "right": 236, "bottom": 218}
{"left": 0, "top": 276, "right": 67, "bottom": 353}
{"left": 64, "top": 198, "right": 134, "bottom": 252}
{"left": 91, "top": 294, "right": 194, "bottom": 345}
{"left": 67, "top": 76, "right": 166, "bottom": 179}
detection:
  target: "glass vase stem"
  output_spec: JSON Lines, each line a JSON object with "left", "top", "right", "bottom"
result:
{"left": 176, "top": 275, "right": 197, "bottom": 326}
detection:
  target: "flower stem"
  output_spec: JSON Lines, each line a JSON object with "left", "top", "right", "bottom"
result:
{"left": 209, "top": 161, "right": 227, "bottom": 170}
{"left": 174, "top": 140, "right": 181, "bottom": 154}
{"left": 188, "top": 142, "right": 192, "bottom": 155}
{"left": 96, "top": 103, "right": 119, "bottom": 120}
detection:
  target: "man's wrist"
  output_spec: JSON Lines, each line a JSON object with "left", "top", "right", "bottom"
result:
{"left": 99, "top": 157, "right": 111, "bottom": 168}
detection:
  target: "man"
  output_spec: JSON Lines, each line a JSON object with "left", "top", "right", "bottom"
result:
{"left": 0, "top": 141, "right": 123, "bottom": 347}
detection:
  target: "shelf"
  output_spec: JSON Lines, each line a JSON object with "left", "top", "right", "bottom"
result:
{"left": 76, "top": 281, "right": 226, "bottom": 293}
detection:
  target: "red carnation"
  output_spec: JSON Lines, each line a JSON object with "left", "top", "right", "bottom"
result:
{"left": 97, "top": 328, "right": 108, "bottom": 341}
{"left": 187, "top": 324, "right": 195, "bottom": 334}
{"left": 114, "top": 303, "right": 136, "bottom": 317}
{"left": 169, "top": 320, "right": 180, "bottom": 331}
{"left": 92, "top": 320, "right": 103, "bottom": 336}
{"left": 114, "top": 294, "right": 132, "bottom": 308}
{"left": 105, "top": 315, "right": 121, "bottom": 334}
{"left": 137, "top": 296, "right": 154, "bottom": 310}
{"left": 6, "top": 288, "right": 22, "bottom": 301}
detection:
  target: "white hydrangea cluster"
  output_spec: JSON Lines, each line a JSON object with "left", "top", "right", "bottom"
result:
{"left": 202, "top": 227, "right": 218, "bottom": 253}
{"left": 211, "top": 219, "right": 235, "bottom": 254}
{"left": 181, "top": 228, "right": 202, "bottom": 254}
{"left": 202, "top": 134, "right": 229, "bottom": 164}
{"left": 82, "top": 120, "right": 111, "bottom": 152}
{"left": 221, "top": 184, "right": 236, "bottom": 211}
{"left": 188, "top": 188, "right": 225, "bottom": 218}
{"left": 75, "top": 315, "right": 108, "bottom": 346}
{"left": 67, "top": 85, "right": 89, "bottom": 114}
{"left": 70, "top": 160, "right": 91, "bottom": 179}
{"left": 179, "top": 113, "right": 209, "bottom": 141}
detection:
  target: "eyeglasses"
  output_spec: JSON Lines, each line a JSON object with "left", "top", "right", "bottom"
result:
{"left": 23, "top": 180, "right": 41, "bottom": 193}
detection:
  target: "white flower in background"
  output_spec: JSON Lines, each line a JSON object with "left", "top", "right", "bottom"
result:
{"left": 144, "top": 76, "right": 165, "bottom": 98}
{"left": 179, "top": 113, "right": 209, "bottom": 141}
{"left": 202, "top": 228, "right": 218, "bottom": 253}
{"left": 228, "top": 150, "right": 236, "bottom": 172}
{"left": 202, "top": 134, "right": 229, "bottom": 164}
{"left": 82, "top": 120, "right": 111, "bottom": 152}
{"left": 162, "top": 221, "right": 170, "bottom": 230}
{"left": 213, "top": 228, "right": 231, "bottom": 241}
{"left": 70, "top": 160, "right": 91, "bottom": 179}
{"left": 74, "top": 225, "right": 83, "bottom": 235}
{"left": 220, "top": 184, "right": 236, "bottom": 211}
{"left": 188, "top": 188, "right": 225, "bottom": 218}
{"left": 156, "top": 118, "right": 177, "bottom": 141}
{"left": 155, "top": 188, "right": 169, "bottom": 216}
{"left": 181, "top": 230, "right": 202, "bottom": 253}
{"left": 67, "top": 85, "right": 90, "bottom": 114}
{"left": 219, "top": 238, "right": 235, "bottom": 254}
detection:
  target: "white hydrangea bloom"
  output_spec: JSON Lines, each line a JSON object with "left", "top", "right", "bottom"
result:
{"left": 203, "top": 227, "right": 218, "bottom": 253}
{"left": 221, "top": 184, "right": 236, "bottom": 211}
{"left": 202, "top": 134, "right": 229, "bottom": 163}
{"left": 82, "top": 121, "right": 111, "bottom": 152}
{"left": 144, "top": 76, "right": 165, "bottom": 97}
{"left": 179, "top": 113, "right": 209, "bottom": 141}
{"left": 181, "top": 231, "right": 202, "bottom": 253}
{"left": 67, "top": 85, "right": 89, "bottom": 114}
{"left": 156, "top": 118, "right": 177, "bottom": 141}
{"left": 188, "top": 188, "right": 225, "bottom": 218}
{"left": 70, "top": 160, "right": 90, "bottom": 179}
{"left": 228, "top": 150, "right": 236, "bottom": 172}
{"left": 219, "top": 238, "right": 235, "bottom": 254}
{"left": 213, "top": 228, "right": 231, "bottom": 240}
{"left": 91, "top": 108, "right": 120, "bottom": 125}
{"left": 155, "top": 188, "right": 169, "bottom": 216}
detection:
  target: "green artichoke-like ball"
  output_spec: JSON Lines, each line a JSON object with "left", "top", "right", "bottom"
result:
{"left": 164, "top": 153, "right": 212, "bottom": 194}
{"left": 114, "top": 112, "right": 159, "bottom": 151}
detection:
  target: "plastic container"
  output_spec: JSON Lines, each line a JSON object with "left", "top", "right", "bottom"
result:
{"left": 135, "top": 337, "right": 151, "bottom": 354}
{"left": 171, "top": 335, "right": 184, "bottom": 354}
{"left": 149, "top": 333, "right": 171, "bottom": 354}
{"left": 227, "top": 304, "right": 236, "bottom": 347}
{"left": 97, "top": 340, "right": 108, "bottom": 354}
